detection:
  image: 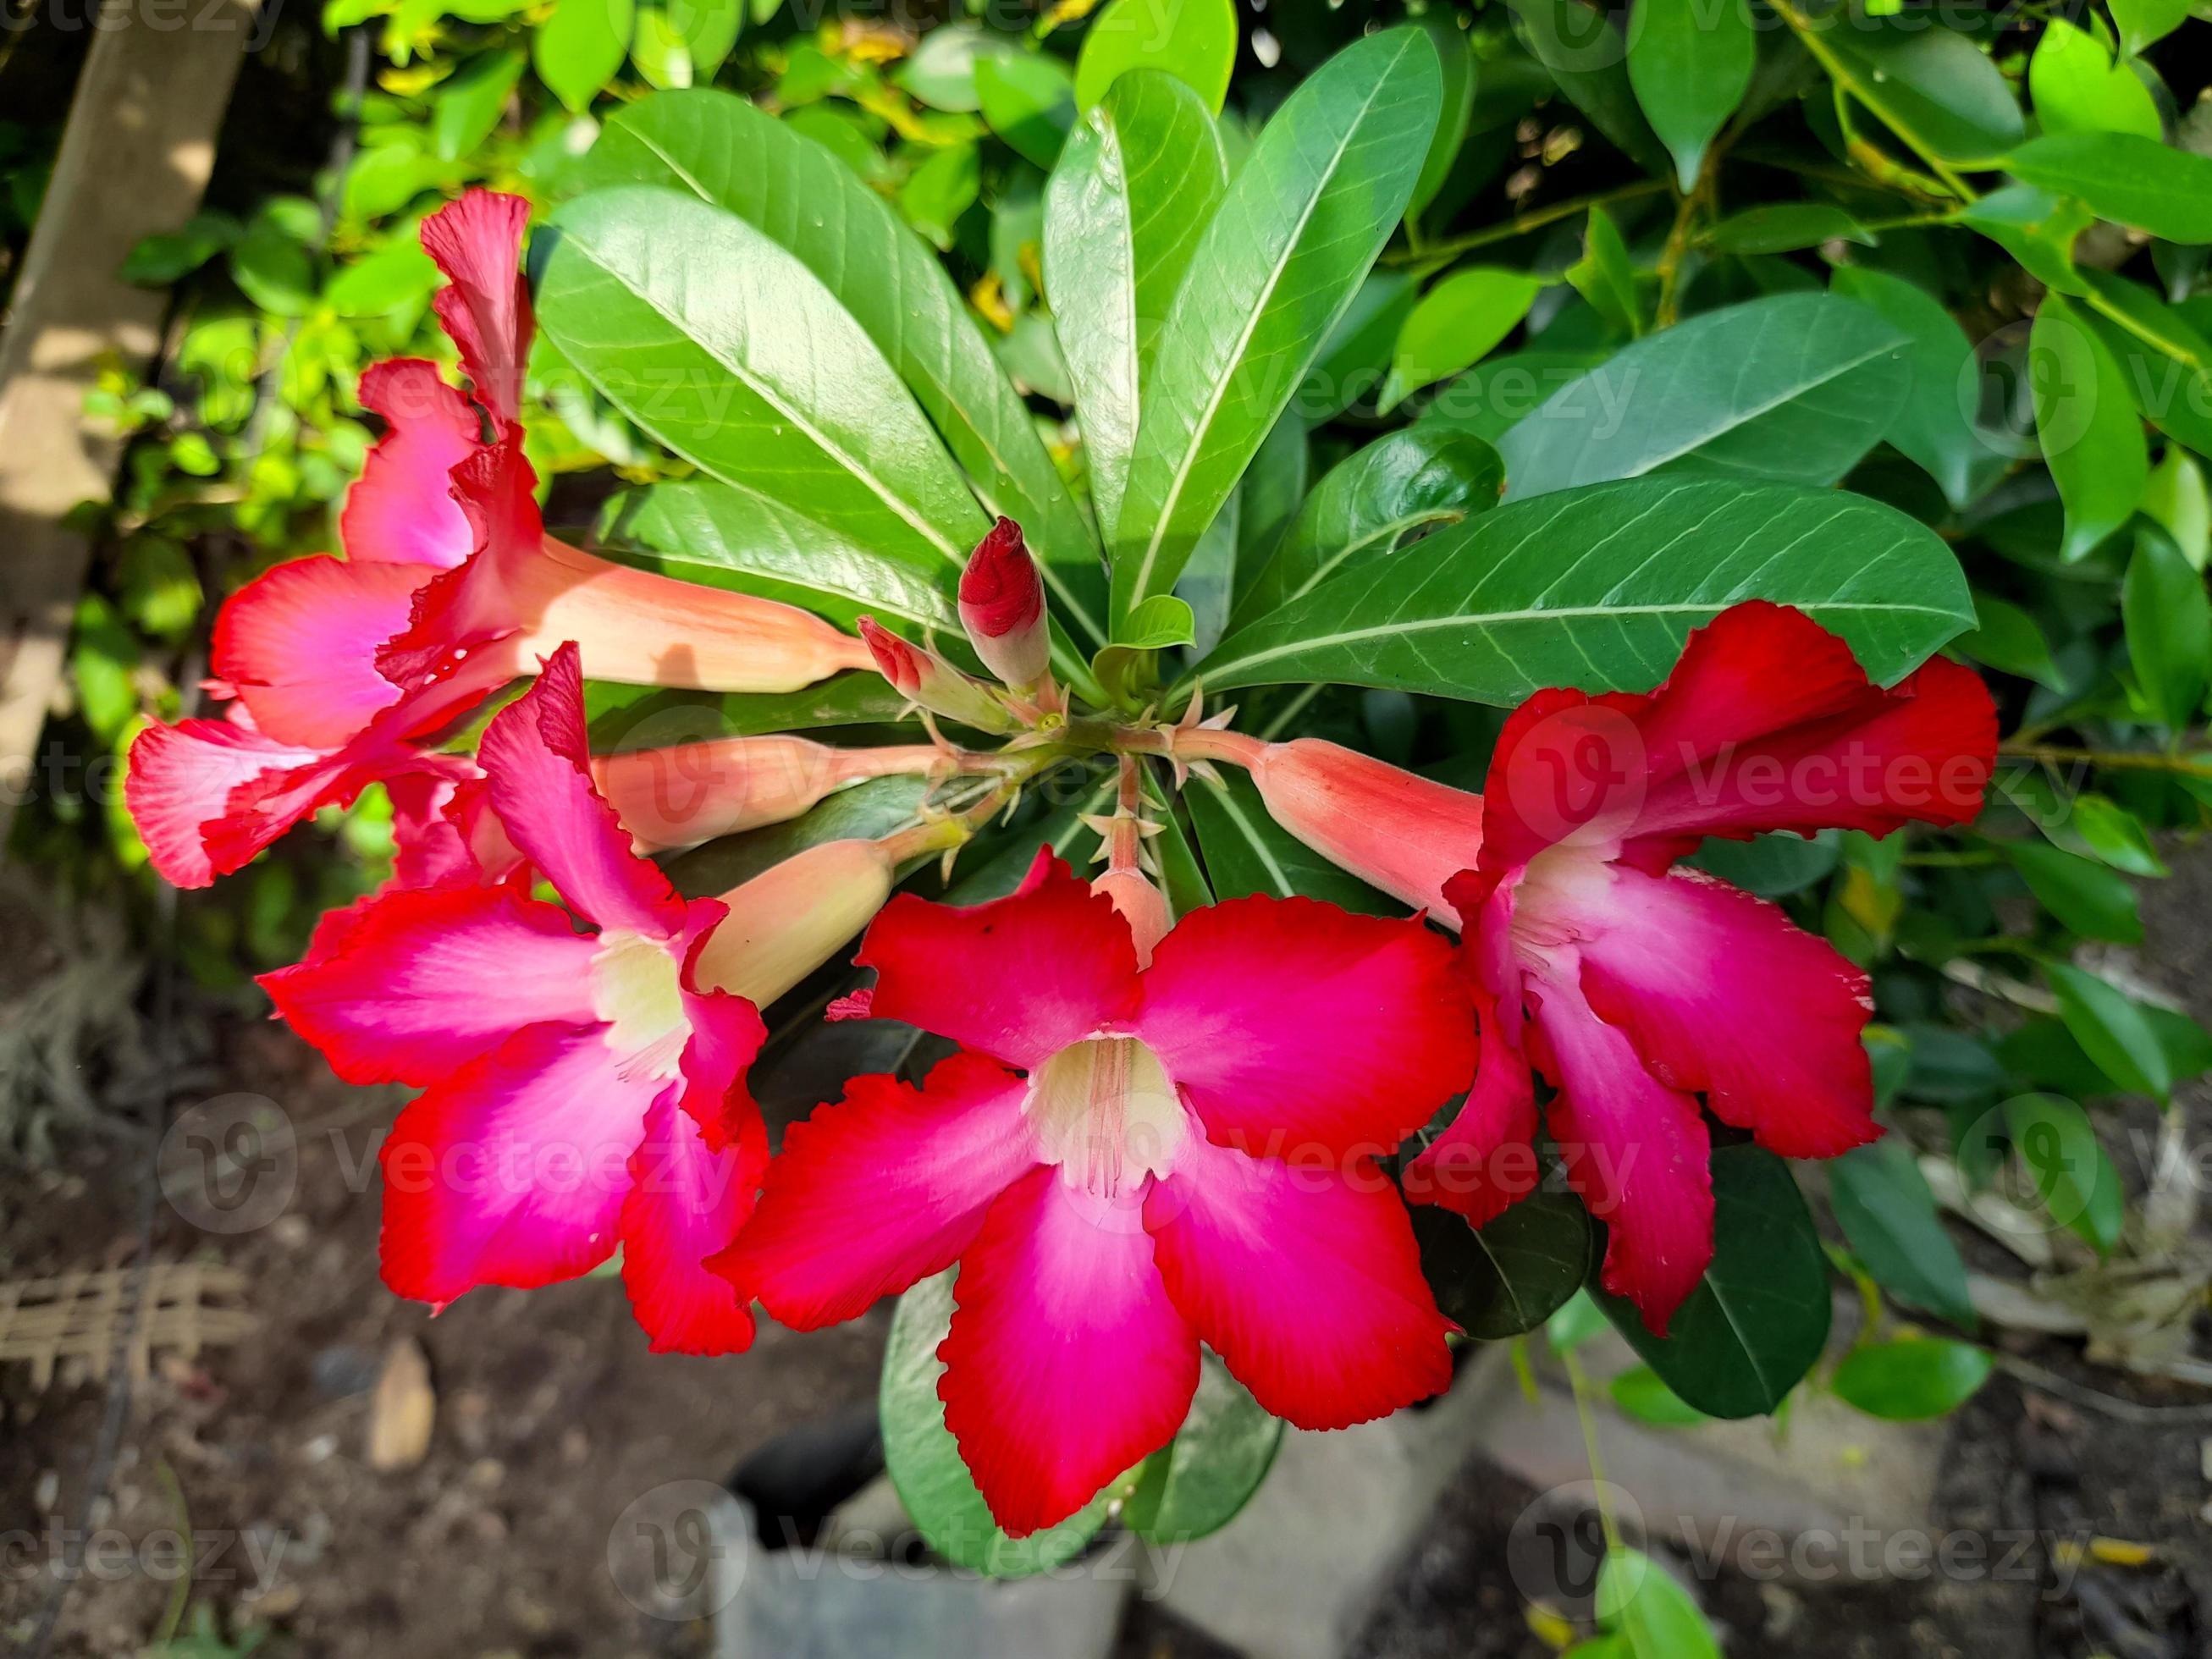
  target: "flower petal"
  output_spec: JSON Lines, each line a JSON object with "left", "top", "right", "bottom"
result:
{"left": 713, "top": 1051, "right": 1040, "bottom": 1330}
{"left": 376, "top": 436, "right": 539, "bottom": 691}
{"left": 1143, "top": 1134, "right": 1454, "bottom": 1430}
{"left": 1134, "top": 896, "right": 1477, "bottom": 1159}
{"left": 212, "top": 554, "right": 426, "bottom": 747}
{"left": 1565, "top": 864, "right": 1878, "bottom": 1159}
{"left": 1529, "top": 969, "right": 1714, "bottom": 1334}
{"left": 125, "top": 716, "right": 330, "bottom": 889}
{"left": 260, "top": 883, "right": 599, "bottom": 1086}
{"left": 1401, "top": 987, "right": 1542, "bottom": 1226}
{"left": 421, "top": 190, "right": 532, "bottom": 426}
{"left": 620, "top": 1090, "right": 765, "bottom": 1355}
{"left": 477, "top": 641, "right": 686, "bottom": 939}
{"left": 856, "top": 849, "right": 1140, "bottom": 1067}
{"left": 941, "top": 1167, "right": 1198, "bottom": 1537}
{"left": 340, "top": 358, "right": 481, "bottom": 569}
{"left": 378, "top": 1021, "right": 653, "bottom": 1305}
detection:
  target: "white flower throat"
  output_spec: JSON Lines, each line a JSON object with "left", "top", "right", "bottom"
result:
{"left": 590, "top": 929, "right": 690, "bottom": 1082}
{"left": 1025, "top": 1036, "right": 1187, "bottom": 1199}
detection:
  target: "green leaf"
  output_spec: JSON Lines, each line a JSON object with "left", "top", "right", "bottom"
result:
{"left": 1495, "top": 294, "right": 1909, "bottom": 499}
{"left": 1595, "top": 1144, "right": 1832, "bottom": 1419}
{"left": 2107, "top": 0, "right": 2192, "bottom": 52}
{"left": 670, "top": 0, "right": 741, "bottom": 80}
{"left": 664, "top": 774, "right": 928, "bottom": 895}
{"left": 121, "top": 211, "right": 240, "bottom": 285}
{"left": 434, "top": 48, "right": 527, "bottom": 159}
{"left": 1685, "top": 830, "right": 1840, "bottom": 898}
{"left": 1380, "top": 267, "right": 1543, "bottom": 412}
{"left": 1608, "top": 1364, "right": 1712, "bottom": 1425}
{"left": 1417, "top": 347, "right": 1610, "bottom": 445}
{"left": 1093, "top": 594, "right": 1195, "bottom": 704}
{"left": 1506, "top": 0, "right": 1669, "bottom": 179}
{"left": 2005, "top": 841, "right": 2142, "bottom": 945}
{"left": 880, "top": 1270, "right": 1121, "bottom": 1576}
{"left": 1299, "top": 272, "right": 1415, "bottom": 422}
{"left": 1829, "top": 265, "right": 1994, "bottom": 508}
{"left": 1073, "top": 0, "right": 1238, "bottom": 115}
{"left": 1044, "top": 70, "right": 1227, "bottom": 536}
{"left": 896, "top": 25, "right": 1016, "bottom": 113}
{"left": 585, "top": 674, "right": 910, "bottom": 745}
{"left": 1185, "top": 769, "right": 1396, "bottom": 912}
{"left": 1236, "top": 427, "right": 1500, "bottom": 627}
{"left": 1199, "top": 477, "right": 1972, "bottom": 703}
{"left": 898, "top": 144, "right": 981, "bottom": 250}
{"left": 323, "top": 235, "right": 439, "bottom": 317}
{"left": 535, "top": 0, "right": 634, "bottom": 113}
{"left": 2122, "top": 529, "right": 2210, "bottom": 729}
{"left": 2027, "top": 16, "right": 2160, "bottom": 141}
{"left": 1410, "top": 1193, "right": 1594, "bottom": 1341}
{"left": 2043, "top": 963, "right": 2172, "bottom": 1101}
{"left": 538, "top": 185, "right": 990, "bottom": 577}
{"left": 1596, "top": 1547, "right": 1721, "bottom": 1659}
{"left": 580, "top": 91, "right": 1108, "bottom": 648}
{"left": 228, "top": 217, "right": 317, "bottom": 317}
{"left": 601, "top": 479, "right": 959, "bottom": 634}
{"left": 2005, "top": 133, "right": 2212, "bottom": 244}
{"left": 2003, "top": 1092, "right": 2126, "bottom": 1251}
{"left": 1830, "top": 1337, "right": 1994, "bottom": 1421}
{"left": 975, "top": 52, "right": 1078, "bottom": 168}
{"left": 1827, "top": 1138, "right": 1977, "bottom": 1329}
{"left": 631, "top": 5, "right": 695, "bottom": 91}
{"left": 1955, "top": 593, "right": 2064, "bottom": 689}
{"left": 1409, "top": 14, "right": 1477, "bottom": 222}
{"left": 2144, "top": 447, "right": 2210, "bottom": 570}
{"left": 1567, "top": 205, "right": 1644, "bottom": 337}
{"left": 1121, "top": 1354, "right": 1283, "bottom": 1544}
{"left": 1626, "top": 0, "right": 1754, "bottom": 191}
{"left": 2030, "top": 290, "right": 2149, "bottom": 561}
{"left": 1109, "top": 593, "right": 1195, "bottom": 650}
{"left": 1818, "top": 19, "right": 2025, "bottom": 165}
{"left": 1110, "top": 27, "right": 1443, "bottom": 619}
{"left": 1706, "top": 204, "right": 1870, "bottom": 255}
{"left": 1547, "top": 1287, "right": 1610, "bottom": 1353}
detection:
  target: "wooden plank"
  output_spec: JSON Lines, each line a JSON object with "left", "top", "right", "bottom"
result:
{"left": 0, "top": 0, "right": 260, "bottom": 850}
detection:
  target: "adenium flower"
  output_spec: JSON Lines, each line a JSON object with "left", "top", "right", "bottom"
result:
{"left": 858, "top": 617, "right": 1017, "bottom": 734}
{"left": 259, "top": 643, "right": 770, "bottom": 1353}
{"left": 958, "top": 517, "right": 1050, "bottom": 689}
{"left": 714, "top": 851, "right": 1477, "bottom": 1536}
{"left": 1206, "top": 603, "right": 1998, "bottom": 1333}
{"left": 128, "top": 189, "right": 869, "bottom": 889}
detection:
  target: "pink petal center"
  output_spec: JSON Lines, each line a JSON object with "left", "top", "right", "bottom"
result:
{"left": 589, "top": 929, "right": 692, "bottom": 1083}
{"left": 1024, "top": 1036, "right": 1188, "bottom": 1202}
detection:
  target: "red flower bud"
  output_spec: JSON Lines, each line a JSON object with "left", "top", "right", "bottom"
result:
{"left": 857, "top": 617, "right": 1017, "bottom": 733}
{"left": 958, "top": 517, "right": 1050, "bottom": 688}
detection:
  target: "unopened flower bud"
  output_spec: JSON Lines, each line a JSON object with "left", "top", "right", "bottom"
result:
{"left": 958, "top": 517, "right": 1051, "bottom": 689}
{"left": 1245, "top": 738, "right": 1486, "bottom": 925}
{"left": 691, "top": 838, "right": 901, "bottom": 1006}
{"left": 593, "top": 736, "right": 941, "bottom": 852}
{"left": 858, "top": 617, "right": 1017, "bottom": 733}
{"left": 1091, "top": 866, "right": 1172, "bottom": 967}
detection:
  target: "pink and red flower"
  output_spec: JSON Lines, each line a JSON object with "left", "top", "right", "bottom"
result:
{"left": 260, "top": 643, "right": 766, "bottom": 1354}
{"left": 714, "top": 852, "right": 1476, "bottom": 1535}
{"left": 1231, "top": 603, "right": 1997, "bottom": 1334}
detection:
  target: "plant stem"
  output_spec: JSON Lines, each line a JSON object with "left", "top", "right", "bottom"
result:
{"left": 2000, "top": 744, "right": 2212, "bottom": 780}
{"left": 1383, "top": 179, "right": 1671, "bottom": 270}
{"left": 1768, "top": 0, "right": 1979, "bottom": 201}
{"left": 1560, "top": 1348, "right": 1625, "bottom": 1552}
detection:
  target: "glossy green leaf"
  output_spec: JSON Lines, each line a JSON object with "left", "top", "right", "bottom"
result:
{"left": 1495, "top": 294, "right": 1909, "bottom": 499}
{"left": 1506, "top": 0, "right": 1669, "bottom": 179}
{"left": 1186, "top": 769, "right": 1396, "bottom": 912}
{"left": 2043, "top": 963, "right": 2172, "bottom": 1101}
{"left": 1831, "top": 1337, "right": 1994, "bottom": 1421}
{"left": 1626, "top": 0, "right": 1754, "bottom": 190}
{"left": 1122, "top": 1354, "right": 1283, "bottom": 1544}
{"left": 1829, "top": 264, "right": 1994, "bottom": 508}
{"left": 1707, "top": 204, "right": 1869, "bottom": 255}
{"left": 2028, "top": 16, "right": 2160, "bottom": 141}
{"left": 1818, "top": 19, "right": 2025, "bottom": 165}
{"left": 2122, "top": 530, "right": 2209, "bottom": 729}
{"left": 2005, "top": 841, "right": 2142, "bottom": 945}
{"left": 1410, "top": 15, "right": 1477, "bottom": 222}
{"left": 2030, "top": 290, "right": 2149, "bottom": 561}
{"left": 1199, "top": 477, "right": 1972, "bottom": 703}
{"left": 1411, "top": 1193, "right": 1594, "bottom": 1341}
{"left": 324, "top": 236, "right": 439, "bottom": 317}
{"left": 1044, "top": 70, "right": 1227, "bottom": 535}
{"left": 1111, "top": 27, "right": 1443, "bottom": 618}
{"left": 975, "top": 52, "right": 1078, "bottom": 168}
{"left": 896, "top": 25, "right": 1015, "bottom": 113}
{"left": 670, "top": 0, "right": 741, "bottom": 80}
{"left": 1955, "top": 593, "right": 2064, "bottom": 689}
{"left": 1236, "top": 427, "right": 1500, "bottom": 627}
{"left": 1299, "top": 272, "right": 1415, "bottom": 421}
{"left": 899, "top": 145, "right": 981, "bottom": 251}
{"left": 1417, "top": 348, "right": 1610, "bottom": 444}
{"left": 2107, "top": 0, "right": 2192, "bottom": 52}
{"left": 584, "top": 674, "right": 911, "bottom": 747}
{"left": 631, "top": 5, "right": 695, "bottom": 91}
{"left": 1827, "top": 1138, "right": 1976, "bottom": 1328}
{"left": 1380, "top": 267, "right": 1543, "bottom": 412}
{"left": 579, "top": 91, "right": 1108, "bottom": 647}
{"left": 1685, "top": 830, "right": 1840, "bottom": 898}
{"left": 2144, "top": 448, "right": 2210, "bottom": 569}
{"left": 1597, "top": 1547, "right": 1722, "bottom": 1659}
{"left": 1595, "top": 1144, "right": 1832, "bottom": 1419}
{"left": 535, "top": 0, "right": 634, "bottom": 113}
{"left": 1567, "top": 205, "right": 1643, "bottom": 337}
{"left": 880, "top": 1270, "right": 1121, "bottom": 1576}
{"left": 2005, "top": 133, "right": 2212, "bottom": 244}
{"left": 1073, "top": 0, "right": 1238, "bottom": 115}
{"left": 1608, "top": 1364, "right": 1711, "bottom": 1425}
{"left": 433, "top": 49, "right": 526, "bottom": 160}
{"left": 600, "top": 479, "right": 959, "bottom": 634}
{"left": 538, "top": 186, "right": 991, "bottom": 579}
{"left": 2003, "top": 1092, "right": 2126, "bottom": 1251}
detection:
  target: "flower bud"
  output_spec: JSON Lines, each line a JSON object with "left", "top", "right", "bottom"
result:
{"left": 1091, "top": 866, "right": 1172, "bottom": 967}
{"left": 858, "top": 617, "right": 1017, "bottom": 733}
{"left": 958, "top": 517, "right": 1050, "bottom": 688}
{"left": 1246, "top": 738, "right": 1487, "bottom": 925}
{"left": 691, "top": 838, "right": 900, "bottom": 1006}
{"left": 593, "top": 736, "right": 940, "bottom": 852}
